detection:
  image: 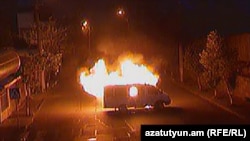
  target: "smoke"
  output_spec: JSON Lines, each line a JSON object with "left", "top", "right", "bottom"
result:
{"left": 95, "top": 33, "right": 170, "bottom": 74}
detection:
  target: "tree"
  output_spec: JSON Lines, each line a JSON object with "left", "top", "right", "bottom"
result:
{"left": 22, "top": 18, "right": 67, "bottom": 54}
{"left": 22, "top": 18, "right": 67, "bottom": 91}
{"left": 199, "top": 30, "right": 223, "bottom": 91}
{"left": 184, "top": 38, "right": 205, "bottom": 90}
{"left": 22, "top": 53, "right": 44, "bottom": 94}
{"left": 199, "top": 30, "right": 237, "bottom": 105}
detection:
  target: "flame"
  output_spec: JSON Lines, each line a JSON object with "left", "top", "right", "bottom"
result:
{"left": 79, "top": 58, "right": 159, "bottom": 98}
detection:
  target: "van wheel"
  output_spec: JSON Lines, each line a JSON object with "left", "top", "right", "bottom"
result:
{"left": 154, "top": 101, "right": 165, "bottom": 110}
{"left": 118, "top": 105, "right": 128, "bottom": 113}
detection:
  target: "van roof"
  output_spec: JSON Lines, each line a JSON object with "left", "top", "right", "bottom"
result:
{"left": 104, "top": 84, "right": 161, "bottom": 90}
{"left": 104, "top": 83, "right": 154, "bottom": 87}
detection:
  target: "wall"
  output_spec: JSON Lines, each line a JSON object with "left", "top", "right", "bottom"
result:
{"left": 234, "top": 76, "right": 250, "bottom": 99}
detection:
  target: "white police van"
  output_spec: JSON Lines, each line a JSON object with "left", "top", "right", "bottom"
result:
{"left": 103, "top": 84, "right": 171, "bottom": 111}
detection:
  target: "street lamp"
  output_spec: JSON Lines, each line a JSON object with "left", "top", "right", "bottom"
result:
{"left": 116, "top": 8, "right": 129, "bottom": 31}
{"left": 81, "top": 19, "right": 91, "bottom": 56}
{"left": 117, "top": 8, "right": 125, "bottom": 16}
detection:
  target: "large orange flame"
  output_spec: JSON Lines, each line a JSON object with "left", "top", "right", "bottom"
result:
{"left": 79, "top": 58, "right": 159, "bottom": 99}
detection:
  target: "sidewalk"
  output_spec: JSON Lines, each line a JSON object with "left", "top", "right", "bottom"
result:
{"left": 174, "top": 80, "right": 250, "bottom": 123}
{"left": 0, "top": 93, "right": 46, "bottom": 141}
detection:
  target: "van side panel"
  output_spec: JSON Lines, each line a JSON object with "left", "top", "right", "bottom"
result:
{"left": 104, "top": 86, "right": 129, "bottom": 108}
{"left": 103, "top": 84, "right": 171, "bottom": 109}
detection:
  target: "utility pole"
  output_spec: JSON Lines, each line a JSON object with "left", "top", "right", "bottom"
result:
{"left": 116, "top": 8, "right": 130, "bottom": 32}
{"left": 179, "top": 43, "right": 184, "bottom": 83}
{"left": 35, "top": 0, "right": 42, "bottom": 54}
{"left": 26, "top": 83, "right": 31, "bottom": 116}
{"left": 88, "top": 26, "right": 91, "bottom": 57}
{"left": 81, "top": 19, "right": 91, "bottom": 57}
{"left": 177, "top": 1, "right": 184, "bottom": 83}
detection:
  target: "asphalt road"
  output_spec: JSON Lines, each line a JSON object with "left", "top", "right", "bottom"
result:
{"left": 22, "top": 74, "right": 247, "bottom": 141}
{"left": 11, "top": 55, "right": 242, "bottom": 141}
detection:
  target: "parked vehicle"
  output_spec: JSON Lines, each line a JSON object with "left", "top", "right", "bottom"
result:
{"left": 103, "top": 84, "right": 171, "bottom": 111}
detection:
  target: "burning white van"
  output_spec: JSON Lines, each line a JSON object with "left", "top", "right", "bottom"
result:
{"left": 103, "top": 84, "right": 171, "bottom": 111}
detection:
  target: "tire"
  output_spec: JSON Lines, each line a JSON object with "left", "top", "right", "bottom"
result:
{"left": 118, "top": 104, "right": 128, "bottom": 113}
{"left": 154, "top": 101, "right": 165, "bottom": 110}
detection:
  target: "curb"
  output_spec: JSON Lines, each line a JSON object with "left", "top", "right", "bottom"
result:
{"left": 20, "top": 97, "right": 45, "bottom": 141}
{"left": 171, "top": 80, "right": 247, "bottom": 120}
{"left": 183, "top": 85, "right": 246, "bottom": 120}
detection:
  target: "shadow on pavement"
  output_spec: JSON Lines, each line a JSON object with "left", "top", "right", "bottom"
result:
{"left": 102, "top": 106, "right": 184, "bottom": 117}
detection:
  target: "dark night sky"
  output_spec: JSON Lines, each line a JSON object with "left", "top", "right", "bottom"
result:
{"left": 178, "top": 0, "right": 250, "bottom": 37}
{"left": 1, "top": 0, "right": 250, "bottom": 42}
{"left": 1, "top": 0, "right": 250, "bottom": 70}
{"left": 43, "top": 0, "right": 250, "bottom": 39}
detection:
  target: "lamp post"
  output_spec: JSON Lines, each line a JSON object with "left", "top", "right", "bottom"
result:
{"left": 35, "top": 0, "right": 43, "bottom": 54}
{"left": 116, "top": 8, "right": 129, "bottom": 31}
{"left": 81, "top": 19, "right": 91, "bottom": 56}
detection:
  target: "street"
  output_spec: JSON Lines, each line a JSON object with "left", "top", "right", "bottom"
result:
{"left": 23, "top": 69, "right": 248, "bottom": 141}
{"left": 1, "top": 1, "right": 250, "bottom": 141}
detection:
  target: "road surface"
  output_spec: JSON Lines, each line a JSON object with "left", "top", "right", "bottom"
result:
{"left": 23, "top": 75, "right": 248, "bottom": 141}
